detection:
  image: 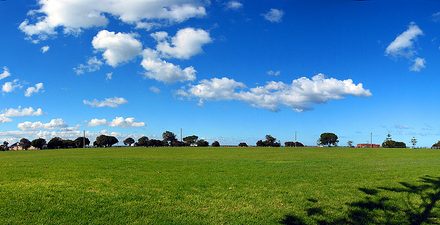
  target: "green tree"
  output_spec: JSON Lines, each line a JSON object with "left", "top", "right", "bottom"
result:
{"left": 162, "top": 131, "right": 177, "bottom": 145}
{"left": 137, "top": 136, "right": 149, "bottom": 147}
{"left": 347, "top": 141, "right": 354, "bottom": 148}
{"left": 196, "top": 139, "right": 209, "bottom": 147}
{"left": 123, "top": 137, "right": 135, "bottom": 146}
{"left": 319, "top": 133, "right": 339, "bottom": 147}
{"left": 48, "top": 137, "right": 64, "bottom": 149}
{"left": 211, "top": 141, "right": 220, "bottom": 147}
{"left": 238, "top": 142, "right": 248, "bottom": 147}
{"left": 411, "top": 137, "right": 417, "bottom": 149}
{"left": 183, "top": 135, "right": 198, "bottom": 146}
{"left": 74, "top": 137, "right": 90, "bottom": 148}
{"left": 95, "top": 135, "right": 119, "bottom": 147}
{"left": 31, "top": 138, "right": 46, "bottom": 150}
{"left": 19, "top": 138, "right": 31, "bottom": 150}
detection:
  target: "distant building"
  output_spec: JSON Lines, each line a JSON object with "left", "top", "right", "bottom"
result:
{"left": 357, "top": 143, "right": 381, "bottom": 148}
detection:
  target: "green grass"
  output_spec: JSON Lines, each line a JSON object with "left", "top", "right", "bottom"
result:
{"left": 1, "top": 147, "right": 440, "bottom": 224}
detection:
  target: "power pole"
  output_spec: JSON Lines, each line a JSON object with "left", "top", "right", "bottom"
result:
{"left": 83, "top": 130, "right": 86, "bottom": 148}
{"left": 294, "top": 131, "right": 297, "bottom": 147}
{"left": 370, "top": 132, "right": 373, "bottom": 148}
{"left": 180, "top": 128, "right": 183, "bottom": 142}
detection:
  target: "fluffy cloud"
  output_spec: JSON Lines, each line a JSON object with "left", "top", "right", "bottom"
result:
{"left": 92, "top": 30, "right": 143, "bottom": 67}
{"left": 41, "top": 45, "right": 50, "bottom": 53}
{"left": 152, "top": 28, "right": 212, "bottom": 59}
{"left": 0, "top": 67, "right": 10, "bottom": 80}
{"left": 18, "top": 118, "right": 67, "bottom": 131}
{"left": 262, "top": 9, "right": 284, "bottom": 23}
{"left": 141, "top": 49, "right": 196, "bottom": 83}
{"left": 88, "top": 117, "right": 145, "bottom": 127}
{"left": 225, "top": 1, "right": 243, "bottom": 10}
{"left": 74, "top": 57, "right": 103, "bottom": 75}
{"left": 88, "top": 118, "right": 108, "bottom": 127}
{"left": 432, "top": 12, "right": 440, "bottom": 22}
{"left": 83, "top": 97, "right": 128, "bottom": 108}
{"left": 19, "top": 0, "right": 207, "bottom": 41}
{"left": 149, "top": 86, "right": 161, "bottom": 94}
{"left": 410, "top": 57, "right": 426, "bottom": 72}
{"left": 386, "top": 23, "right": 423, "bottom": 58}
{"left": 2, "top": 79, "right": 21, "bottom": 93}
{"left": 0, "top": 107, "right": 43, "bottom": 123}
{"left": 25, "top": 83, "right": 44, "bottom": 97}
{"left": 179, "top": 74, "right": 372, "bottom": 111}
{"left": 109, "top": 117, "right": 145, "bottom": 127}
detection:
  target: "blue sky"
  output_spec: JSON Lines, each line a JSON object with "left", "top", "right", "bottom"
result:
{"left": 0, "top": 0, "right": 440, "bottom": 147}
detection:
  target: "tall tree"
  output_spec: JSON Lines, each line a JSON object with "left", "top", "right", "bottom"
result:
{"left": 137, "top": 136, "right": 149, "bottom": 147}
{"left": 31, "top": 138, "right": 46, "bottom": 150}
{"left": 48, "top": 137, "right": 64, "bottom": 149}
{"left": 19, "top": 138, "right": 32, "bottom": 150}
{"left": 411, "top": 137, "right": 417, "bottom": 149}
{"left": 211, "top": 141, "right": 220, "bottom": 147}
{"left": 319, "top": 133, "right": 339, "bottom": 147}
{"left": 95, "top": 135, "right": 119, "bottom": 147}
{"left": 196, "top": 139, "right": 209, "bottom": 147}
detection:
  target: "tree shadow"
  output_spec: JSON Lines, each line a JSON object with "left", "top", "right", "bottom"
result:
{"left": 280, "top": 175, "right": 440, "bottom": 225}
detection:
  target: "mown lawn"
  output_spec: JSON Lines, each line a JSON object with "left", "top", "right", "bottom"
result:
{"left": 1, "top": 147, "right": 439, "bottom": 224}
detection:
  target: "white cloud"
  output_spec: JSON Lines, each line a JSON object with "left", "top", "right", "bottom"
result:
{"left": 263, "top": 9, "right": 284, "bottom": 23}
{"left": 83, "top": 97, "right": 128, "bottom": 108}
{"left": 106, "top": 72, "right": 113, "bottom": 80}
{"left": 0, "top": 116, "right": 12, "bottom": 123}
{"left": 0, "top": 67, "right": 11, "bottom": 80}
{"left": 141, "top": 49, "right": 196, "bottom": 83}
{"left": 25, "top": 83, "right": 44, "bottom": 97}
{"left": 18, "top": 118, "right": 67, "bottom": 131}
{"left": 109, "top": 117, "right": 145, "bottom": 128}
{"left": 2, "top": 79, "right": 21, "bottom": 93}
{"left": 410, "top": 57, "right": 426, "bottom": 72}
{"left": 385, "top": 23, "right": 423, "bottom": 58}
{"left": 41, "top": 45, "right": 50, "bottom": 53}
{"left": 225, "top": 1, "right": 243, "bottom": 10}
{"left": 153, "top": 27, "right": 212, "bottom": 59}
{"left": 88, "top": 118, "right": 108, "bottom": 127}
{"left": 179, "top": 74, "right": 372, "bottom": 111}
{"left": 74, "top": 57, "right": 103, "bottom": 75}
{"left": 92, "top": 30, "right": 143, "bottom": 67}
{"left": 267, "top": 70, "right": 281, "bottom": 76}
{"left": 2, "top": 107, "right": 43, "bottom": 117}
{"left": 20, "top": 0, "right": 207, "bottom": 41}
{"left": 149, "top": 86, "right": 161, "bottom": 94}
{"left": 433, "top": 12, "right": 440, "bottom": 22}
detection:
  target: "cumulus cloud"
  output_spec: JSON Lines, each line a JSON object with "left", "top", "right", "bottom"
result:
{"left": 141, "top": 49, "right": 196, "bottom": 83}
{"left": 2, "top": 79, "right": 21, "bottom": 93}
{"left": 25, "top": 83, "right": 44, "bottom": 97}
{"left": 19, "top": 0, "right": 207, "bottom": 41}
{"left": 152, "top": 27, "right": 212, "bottom": 59}
{"left": 109, "top": 117, "right": 145, "bottom": 127}
{"left": 88, "top": 118, "right": 108, "bottom": 127}
{"left": 106, "top": 72, "right": 113, "bottom": 80}
{"left": 0, "top": 67, "right": 10, "bottom": 80}
{"left": 433, "top": 12, "right": 440, "bottom": 22}
{"left": 74, "top": 57, "right": 103, "bottom": 75}
{"left": 0, "top": 107, "right": 43, "bottom": 123}
{"left": 92, "top": 30, "right": 143, "bottom": 67}
{"left": 83, "top": 97, "right": 128, "bottom": 108}
{"left": 262, "top": 9, "right": 284, "bottom": 23}
{"left": 41, "top": 45, "right": 50, "bottom": 53}
{"left": 178, "top": 74, "right": 372, "bottom": 111}
{"left": 88, "top": 117, "right": 145, "bottom": 127}
{"left": 225, "top": 1, "right": 243, "bottom": 10}
{"left": 18, "top": 118, "right": 67, "bottom": 131}
{"left": 410, "top": 57, "right": 426, "bottom": 72}
{"left": 386, "top": 23, "right": 423, "bottom": 58}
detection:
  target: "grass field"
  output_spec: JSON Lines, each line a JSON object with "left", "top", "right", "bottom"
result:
{"left": 1, "top": 147, "right": 440, "bottom": 224}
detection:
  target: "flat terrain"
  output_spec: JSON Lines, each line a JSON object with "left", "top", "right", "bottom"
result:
{"left": 1, "top": 147, "right": 440, "bottom": 224}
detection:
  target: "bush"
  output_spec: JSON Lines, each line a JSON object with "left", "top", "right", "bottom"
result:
{"left": 238, "top": 142, "right": 248, "bottom": 147}
{"left": 285, "top": 141, "right": 305, "bottom": 147}
{"left": 212, "top": 141, "right": 220, "bottom": 147}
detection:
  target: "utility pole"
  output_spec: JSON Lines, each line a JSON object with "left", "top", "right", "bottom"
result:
{"left": 180, "top": 128, "right": 183, "bottom": 142}
{"left": 83, "top": 130, "right": 86, "bottom": 148}
{"left": 294, "top": 131, "right": 297, "bottom": 147}
{"left": 370, "top": 132, "right": 373, "bottom": 148}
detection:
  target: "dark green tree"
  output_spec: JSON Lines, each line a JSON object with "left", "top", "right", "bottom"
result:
{"left": 137, "top": 136, "right": 149, "bottom": 147}
{"left": 162, "top": 131, "right": 177, "bottom": 145}
{"left": 196, "top": 139, "right": 209, "bottom": 147}
{"left": 48, "top": 137, "right": 64, "bottom": 149}
{"left": 319, "top": 133, "right": 339, "bottom": 147}
{"left": 74, "top": 137, "right": 90, "bottom": 148}
{"left": 19, "top": 138, "right": 31, "bottom": 150}
{"left": 95, "top": 135, "right": 119, "bottom": 147}
{"left": 238, "top": 142, "right": 248, "bottom": 147}
{"left": 211, "top": 141, "right": 220, "bottom": 147}
{"left": 123, "top": 137, "right": 135, "bottom": 146}
{"left": 183, "top": 135, "right": 198, "bottom": 146}
{"left": 31, "top": 138, "right": 46, "bottom": 150}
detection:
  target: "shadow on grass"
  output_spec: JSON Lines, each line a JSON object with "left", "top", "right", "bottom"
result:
{"left": 281, "top": 175, "right": 440, "bottom": 225}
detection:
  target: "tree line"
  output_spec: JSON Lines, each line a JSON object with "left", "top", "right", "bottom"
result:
{"left": 1, "top": 131, "right": 439, "bottom": 151}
